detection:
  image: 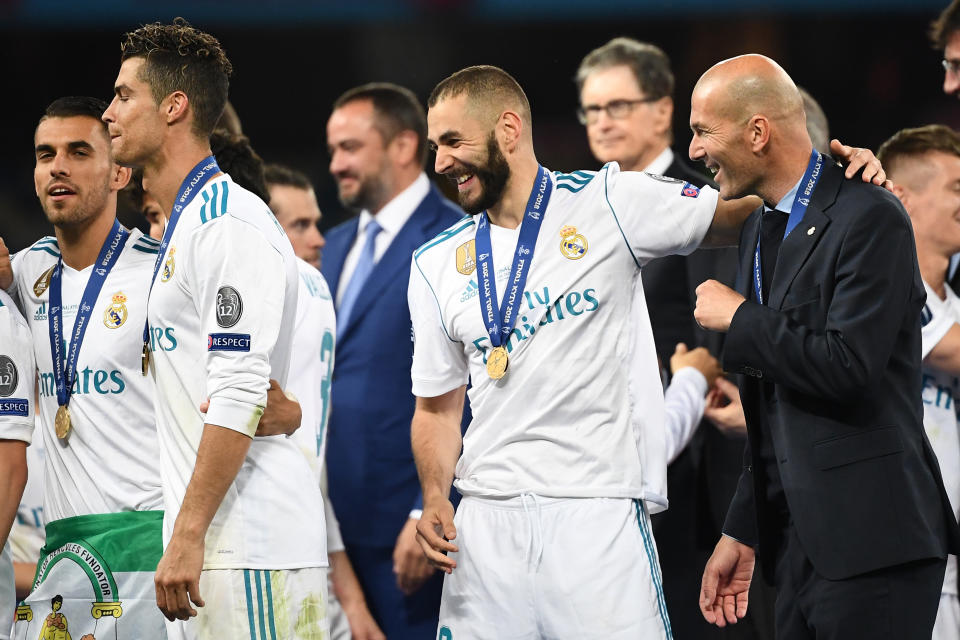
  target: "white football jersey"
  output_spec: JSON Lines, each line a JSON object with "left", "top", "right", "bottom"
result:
{"left": 920, "top": 280, "right": 960, "bottom": 596}
{"left": 9, "top": 415, "right": 45, "bottom": 566}
{"left": 9, "top": 232, "right": 163, "bottom": 522}
{"left": 147, "top": 173, "right": 326, "bottom": 569}
{"left": 0, "top": 288, "right": 34, "bottom": 445}
{"left": 409, "top": 164, "right": 716, "bottom": 503}
{"left": 286, "top": 257, "right": 336, "bottom": 479}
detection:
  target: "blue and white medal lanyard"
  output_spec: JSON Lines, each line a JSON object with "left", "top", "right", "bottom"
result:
{"left": 475, "top": 165, "right": 552, "bottom": 379}
{"left": 48, "top": 218, "right": 129, "bottom": 438}
{"left": 753, "top": 149, "right": 823, "bottom": 305}
{"left": 141, "top": 156, "right": 220, "bottom": 375}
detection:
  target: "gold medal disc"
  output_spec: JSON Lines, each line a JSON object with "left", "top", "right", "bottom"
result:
{"left": 141, "top": 342, "right": 151, "bottom": 376}
{"left": 55, "top": 405, "right": 71, "bottom": 439}
{"left": 486, "top": 346, "right": 509, "bottom": 380}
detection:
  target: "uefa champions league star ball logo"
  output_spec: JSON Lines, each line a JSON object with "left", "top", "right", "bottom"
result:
{"left": 0, "top": 356, "right": 18, "bottom": 397}
{"left": 215, "top": 286, "right": 243, "bottom": 328}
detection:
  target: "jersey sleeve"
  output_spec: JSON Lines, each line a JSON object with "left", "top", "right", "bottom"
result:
{"left": 188, "top": 217, "right": 287, "bottom": 437}
{"left": 603, "top": 163, "right": 718, "bottom": 265}
{"left": 409, "top": 256, "right": 469, "bottom": 398}
{"left": 0, "top": 297, "right": 35, "bottom": 444}
{"left": 921, "top": 282, "right": 956, "bottom": 360}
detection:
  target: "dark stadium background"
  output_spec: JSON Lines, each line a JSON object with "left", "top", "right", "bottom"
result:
{"left": 1, "top": 0, "right": 957, "bottom": 251}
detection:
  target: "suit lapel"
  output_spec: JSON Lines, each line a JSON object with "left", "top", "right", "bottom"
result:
{"left": 767, "top": 162, "right": 842, "bottom": 310}
{"left": 322, "top": 217, "right": 359, "bottom": 302}
{"left": 337, "top": 187, "right": 441, "bottom": 341}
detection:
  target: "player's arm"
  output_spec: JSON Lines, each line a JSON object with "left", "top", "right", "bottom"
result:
{"left": 412, "top": 386, "right": 466, "bottom": 573}
{"left": 0, "top": 439, "right": 27, "bottom": 551}
{"left": 406, "top": 256, "right": 469, "bottom": 573}
{"left": 0, "top": 309, "right": 33, "bottom": 552}
{"left": 155, "top": 219, "right": 288, "bottom": 621}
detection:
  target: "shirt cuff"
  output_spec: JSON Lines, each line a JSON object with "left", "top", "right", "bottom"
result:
{"left": 670, "top": 366, "right": 708, "bottom": 395}
{"left": 0, "top": 421, "right": 33, "bottom": 445}
{"left": 408, "top": 509, "right": 423, "bottom": 521}
{"left": 411, "top": 376, "right": 466, "bottom": 398}
{"left": 205, "top": 397, "right": 262, "bottom": 438}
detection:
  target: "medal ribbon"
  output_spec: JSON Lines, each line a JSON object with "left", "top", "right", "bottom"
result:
{"left": 48, "top": 218, "right": 129, "bottom": 409}
{"left": 475, "top": 165, "right": 552, "bottom": 348}
{"left": 142, "top": 156, "right": 220, "bottom": 345}
{"left": 753, "top": 149, "right": 823, "bottom": 305}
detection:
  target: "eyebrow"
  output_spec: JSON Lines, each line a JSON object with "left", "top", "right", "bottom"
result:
{"left": 114, "top": 83, "right": 130, "bottom": 96}
{"left": 35, "top": 140, "right": 95, "bottom": 154}
{"left": 435, "top": 130, "right": 462, "bottom": 146}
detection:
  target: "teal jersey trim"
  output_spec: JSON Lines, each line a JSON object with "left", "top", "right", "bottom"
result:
{"left": 414, "top": 216, "right": 474, "bottom": 259}
{"left": 200, "top": 181, "right": 230, "bottom": 224}
{"left": 29, "top": 246, "right": 60, "bottom": 258}
{"left": 602, "top": 164, "right": 642, "bottom": 269}
{"left": 413, "top": 258, "right": 457, "bottom": 343}
{"left": 131, "top": 245, "right": 159, "bottom": 255}
{"left": 635, "top": 500, "right": 674, "bottom": 639}
{"left": 243, "top": 570, "right": 257, "bottom": 638}
{"left": 264, "top": 570, "right": 278, "bottom": 640}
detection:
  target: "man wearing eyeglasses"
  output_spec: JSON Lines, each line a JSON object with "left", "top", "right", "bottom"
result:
{"left": 575, "top": 38, "right": 767, "bottom": 640}
{"left": 933, "top": 0, "right": 960, "bottom": 97}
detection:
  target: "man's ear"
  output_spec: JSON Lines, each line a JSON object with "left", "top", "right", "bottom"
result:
{"left": 747, "top": 114, "right": 771, "bottom": 154}
{"left": 497, "top": 109, "right": 524, "bottom": 153}
{"left": 112, "top": 164, "right": 132, "bottom": 192}
{"left": 164, "top": 91, "right": 190, "bottom": 126}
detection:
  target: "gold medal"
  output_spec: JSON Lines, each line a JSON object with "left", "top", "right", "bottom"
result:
{"left": 486, "top": 346, "right": 509, "bottom": 380}
{"left": 141, "top": 342, "right": 151, "bottom": 376}
{"left": 55, "top": 405, "right": 71, "bottom": 439}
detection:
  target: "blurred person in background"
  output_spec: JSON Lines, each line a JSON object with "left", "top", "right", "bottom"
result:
{"left": 575, "top": 37, "right": 769, "bottom": 639}
{"left": 264, "top": 162, "right": 385, "bottom": 640}
{"left": 798, "top": 88, "right": 830, "bottom": 155}
{"left": 322, "top": 82, "right": 468, "bottom": 638}
{"left": 934, "top": 0, "right": 960, "bottom": 98}
{"left": 880, "top": 123, "right": 960, "bottom": 640}
{"left": 264, "top": 164, "right": 326, "bottom": 269}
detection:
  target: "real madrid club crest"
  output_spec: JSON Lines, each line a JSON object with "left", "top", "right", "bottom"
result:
{"left": 161, "top": 246, "right": 176, "bottom": 282}
{"left": 33, "top": 266, "right": 55, "bottom": 297}
{"left": 559, "top": 225, "right": 588, "bottom": 260}
{"left": 456, "top": 240, "right": 476, "bottom": 275}
{"left": 103, "top": 291, "right": 129, "bottom": 329}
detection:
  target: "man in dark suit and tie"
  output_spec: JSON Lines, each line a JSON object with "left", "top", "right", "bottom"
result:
{"left": 691, "top": 54, "right": 960, "bottom": 639}
{"left": 322, "top": 83, "right": 466, "bottom": 638}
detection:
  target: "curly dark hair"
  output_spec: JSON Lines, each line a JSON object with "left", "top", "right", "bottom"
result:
{"left": 120, "top": 17, "right": 232, "bottom": 138}
{"left": 210, "top": 131, "right": 270, "bottom": 204}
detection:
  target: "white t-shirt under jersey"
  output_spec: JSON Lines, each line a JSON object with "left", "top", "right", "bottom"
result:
{"left": 920, "top": 280, "right": 960, "bottom": 596}
{"left": 409, "top": 163, "right": 716, "bottom": 505}
{"left": 147, "top": 173, "right": 326, "bottom": 570}
{"left": 9, "top": 232, "right": 163, "bottom": 522}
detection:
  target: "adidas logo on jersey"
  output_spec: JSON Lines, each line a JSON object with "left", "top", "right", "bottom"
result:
{"left": 34, "top": 302, "right": 47, "bottom": 322}
{"left": 460, "top": 280, "right": 479, "bottom": 302}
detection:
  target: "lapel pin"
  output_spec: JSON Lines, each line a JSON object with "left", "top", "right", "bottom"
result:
{"left": 807, "top": 226, "right": 816, "bottom": 236}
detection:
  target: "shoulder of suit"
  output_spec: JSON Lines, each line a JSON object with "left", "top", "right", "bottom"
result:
{"left": 833, "top": 170, "right": 910, "bottom": 230}
{"left": 413, "top": 215, "right": 475, "bottom": 264}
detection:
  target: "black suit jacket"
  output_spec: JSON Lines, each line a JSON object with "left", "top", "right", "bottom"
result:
{"left": 722, "top": 158, "right": 960, "bottom": 583}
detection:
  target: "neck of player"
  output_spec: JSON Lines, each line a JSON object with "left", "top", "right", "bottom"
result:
{"left": 918, "top": 244, "right": 950, "bottom": 300}
{"left": 756, "top": 141, "right": 814, "bottom": 207}
{"left": 142, "top": 140, "right": 218, "bottom": 222}
{"left": 485, "top": 156, "right": 541, "bottom": 230}
{"left": 55, "top": 206, "right": 120, "bottom": 271}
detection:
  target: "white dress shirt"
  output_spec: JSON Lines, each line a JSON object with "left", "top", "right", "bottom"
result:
{"left": 336, "top": 172, "right": 431, "bottom": 307}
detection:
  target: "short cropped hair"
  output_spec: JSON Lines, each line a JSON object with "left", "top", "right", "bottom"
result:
{"left": 210, "top": 131, "right": 269, "bottom": 204}
{"left": 878, "top": 124, "right": 960, "bottom": 186}
{"left": 38, "top": 96, "right": 110, "bottom": 133}
{"left": 263, "top": 163, "right": 313, "bottom": 191}
{"left": 931, "top": 0, "right": 960, "bottom": 49}
{"left": 333, "top": 83, "right": 428, "bottom": 167}
{"left": 575, "top": 37, "right": 674, "bottom": 100}
{"left": 428, "top": 65, "right": 531, "bottom": 125}
{"left": 120, "top": 18, "right": 233, "bottom": 138}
